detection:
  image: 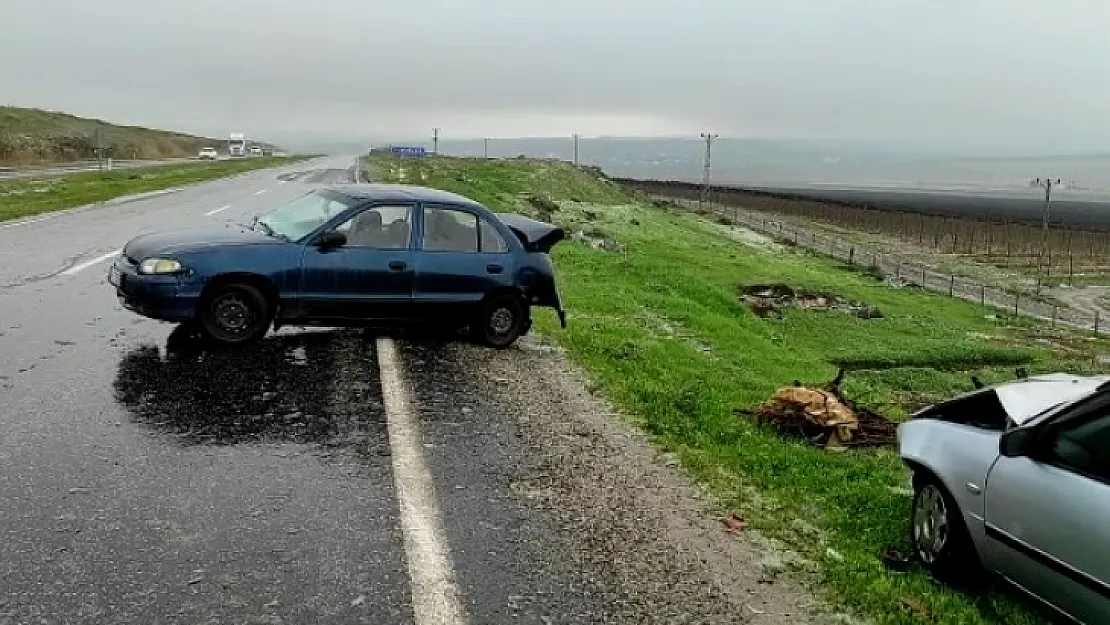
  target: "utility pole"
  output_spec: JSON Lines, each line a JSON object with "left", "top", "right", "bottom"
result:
{"left": 484, "top": 138, "right": 489, "bottom": 159}
{"left": 699, "top": 132, "right": 718, "bottom": 209}
{"left": 1031, "top": 176, "right": 1062, "bottom": 293}
{"left": 432, "top": 127, "right": 440, "bottom": 155}
{"left": 94, "top": 125, "right": 105, "bottom": 171}
{"left": 572, "top": 133, "right": 580, "bottom": 166}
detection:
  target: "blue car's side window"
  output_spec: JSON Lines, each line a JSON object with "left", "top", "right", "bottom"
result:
{"left": 332, "top": 205, "right": 413, "bottom": 250}
{"left": 423, "top": 206, "right": 480, "bottom": 253}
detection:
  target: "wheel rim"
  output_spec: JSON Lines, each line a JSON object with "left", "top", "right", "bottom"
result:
{"left": 488, "top": 306, "right": 516, "bottom": 338}
{"left": 211, "top": 293, "right": 255, "bottom": 338}
{"left": 913, "top": 484, "right": 950, "bottom": 564}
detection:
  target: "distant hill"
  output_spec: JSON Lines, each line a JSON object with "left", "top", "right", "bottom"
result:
{"left": 0, "top": 107, "right": 274, "bottom": 165}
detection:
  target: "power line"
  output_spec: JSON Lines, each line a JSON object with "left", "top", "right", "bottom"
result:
{"left": 432, "top": 127, "right": 440, "bottom": 155}
{"left": 572, "top": 133, "right": 580, "bottom": 166}
{"left": 699, "top": 132, "right": 718, "bottom": 209}
{"left": 484, "top": 137, "right": 488, "bottom": 159}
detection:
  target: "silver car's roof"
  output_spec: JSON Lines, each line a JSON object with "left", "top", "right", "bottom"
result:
{"left": 994, "top": 373, "right": 1110, "bottom": 425}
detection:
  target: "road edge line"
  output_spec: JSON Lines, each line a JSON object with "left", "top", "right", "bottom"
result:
{"left": 376, "top": 337, "right": 468, "bottom": 625}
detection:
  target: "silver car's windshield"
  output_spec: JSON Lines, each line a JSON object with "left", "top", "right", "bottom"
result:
{"left": 255, "top": 191, "right": 355, "bottom": 242}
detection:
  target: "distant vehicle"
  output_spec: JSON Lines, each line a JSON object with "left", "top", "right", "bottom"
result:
{"left": 198, "top": 147, "right": 218, "bottom": 160}
{"left": 108, "top": 185, "right": 567, "bottom": 348}
{"left": 228, "top": 133, "right": 246, "bottom": 157}
{"left": 249, "top": 146, "right": 263, "bottom": 157}
{"left": 899, "top": 373, "right": 1110, "bottom": 624}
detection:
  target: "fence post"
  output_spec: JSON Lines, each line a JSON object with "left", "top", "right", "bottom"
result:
{"left": 849, "top": 247, "right": 855, "bottom": 264}
{"left": 1096, "top": 311, "right": 1101, "bottom": 336}
{"left": 1014, "top": 292, "right": 1020, "bottom": 316}
{"left": 921, "top": 267, "right": 927, "bottom": 286}
{"left": 981, "top": 285, "right": 986, "bottom": 307}
{"left": 1069, "top": 252, "right": 1074, "bottom": 286}
{"left": 949, "top": 274, "right": 955, "bottom": 297}
{"left": 1052, "top": 306, "right": 1058, "bottom": 328}
{"left": 896, "top": 262, "right": 901, "bottom": 280}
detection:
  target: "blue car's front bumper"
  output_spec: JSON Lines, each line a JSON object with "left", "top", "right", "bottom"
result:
{"left": 108, "top": 258, "right": 199, "bottom": 323}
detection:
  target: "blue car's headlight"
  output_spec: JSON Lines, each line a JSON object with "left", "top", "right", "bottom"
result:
{"left": 138, "top": 258, "right": 183, "bottom": 275}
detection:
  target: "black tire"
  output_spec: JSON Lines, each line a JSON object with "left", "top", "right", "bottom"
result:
{"left": 910, "top": 472, "right": 979, "bottom": 581}
{"left": 198, "top": 283, "right": 271, "bottom": 347}
{"left": 475, "top": 294, "right": 527, "bottom": 349}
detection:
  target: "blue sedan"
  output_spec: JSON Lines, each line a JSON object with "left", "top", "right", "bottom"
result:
{"left": 108, "top": 184, "right": 566, "bottom": 348}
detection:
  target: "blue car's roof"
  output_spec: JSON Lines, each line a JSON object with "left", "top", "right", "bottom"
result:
{"left": 324, "top": 184, "right": 484, "bottom": 208}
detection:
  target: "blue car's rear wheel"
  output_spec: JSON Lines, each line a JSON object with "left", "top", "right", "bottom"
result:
{"left": 199, "top": 283, "right": 271, "bottom": 347}
{"left": 476, "top": 294, "right": 527, "bottom": 349}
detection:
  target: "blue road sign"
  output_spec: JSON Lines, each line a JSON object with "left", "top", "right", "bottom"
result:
{"left": 390, "top": 146, "right": 427, "bottom": 158}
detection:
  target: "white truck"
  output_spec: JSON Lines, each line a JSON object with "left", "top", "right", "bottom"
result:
{"left": 228, "top": 133, "right": 246, "bottom": 158}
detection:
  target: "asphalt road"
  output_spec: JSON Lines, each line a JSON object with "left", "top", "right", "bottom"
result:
{"left": 0, "top": 157, "right": 814, "bottom": 624}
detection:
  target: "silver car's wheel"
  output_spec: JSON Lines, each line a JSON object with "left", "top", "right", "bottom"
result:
{"left": 910, "top": 474, "right": 979, "bottom": 581}
{"left": 912, "top": 484, "right": 949, "bottom": 564}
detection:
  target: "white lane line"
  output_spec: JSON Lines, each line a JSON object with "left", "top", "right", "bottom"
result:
{"left": 62, "top": 249, "right": 121, "bottom": 276}
{"left": 205, "top": 204, "right": 230, "bottom": 216}
{"left": 376, "top": 337, "right": 468, "bottom": 625}
{"left": 254, "top": 189, "right": 268, "bottom": 196}
{"left": 0, "top": 214, "right": 55, "bottom": 230}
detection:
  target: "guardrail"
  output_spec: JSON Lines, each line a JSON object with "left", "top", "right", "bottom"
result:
{"left": 0, "top": 157, "right": 200, "bottom": 181}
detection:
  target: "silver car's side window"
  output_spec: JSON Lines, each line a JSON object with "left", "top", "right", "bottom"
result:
{"left": 1048, "top": 412, "right": 1110, "bottom": 482}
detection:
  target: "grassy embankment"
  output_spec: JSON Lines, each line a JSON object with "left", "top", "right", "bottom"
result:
{"left": 368, "top": 154, "right": 1108, "bottom": 625}
{"left": 0, "top": 157, "right": 308, "bottom": 223}
{"left": 0, "top": 106, "right": 267, "bottom": 165}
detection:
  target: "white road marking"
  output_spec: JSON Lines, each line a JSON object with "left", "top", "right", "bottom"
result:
{"left": 254, "top": 189, "right": 268, "bottom": 195}
{"left": 62, "top": 249, "right": 121, "bottom": 276}
{"left": 376, "top": 337, "right": 468, "bottom": 625}
{"left": 205, "top": 204, "right": 230, "bottom": 216}
{"left": 0, "top": 214, "right": 56, "bottom": 230}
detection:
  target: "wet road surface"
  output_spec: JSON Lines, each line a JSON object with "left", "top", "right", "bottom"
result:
{"left": 0, "top": 157, "right": 817, "bottom": 624}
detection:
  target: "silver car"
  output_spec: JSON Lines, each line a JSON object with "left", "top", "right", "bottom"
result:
{"left": 899, "top": 373, "right": 1110, "bottom": 624}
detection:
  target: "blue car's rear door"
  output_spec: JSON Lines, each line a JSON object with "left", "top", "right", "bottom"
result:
{"left": 298, "top": 204, "right": 416, "bottom": 320}
{"left": 411, "top": 203, "right": 515, "bottom": 319}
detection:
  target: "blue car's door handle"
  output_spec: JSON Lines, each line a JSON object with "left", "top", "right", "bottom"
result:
{"left": 389, "top": 260, "right": 407, "bottom": 272}
{"left": 486, "top": 264, "right": 503, "bottom": 274}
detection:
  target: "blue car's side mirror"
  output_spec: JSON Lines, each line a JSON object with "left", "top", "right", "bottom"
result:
{"left": 314, "top": 231, "right": 347, "bottom": 250}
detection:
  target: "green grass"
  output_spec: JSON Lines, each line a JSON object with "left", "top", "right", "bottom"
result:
{"left": 368, "top": 154, "right": 1108, "bottom": 624}
{"left": 0, "top": 157, "right": 307, "bottom": 223}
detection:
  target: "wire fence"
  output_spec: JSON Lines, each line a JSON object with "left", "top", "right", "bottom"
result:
{"left": 656, "top": 196, "right": 1106, "bottom": 336}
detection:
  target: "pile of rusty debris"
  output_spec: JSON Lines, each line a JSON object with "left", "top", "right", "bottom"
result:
{"left": 736, "top": 369, "right": 898, "bottom": 450}
{"left": 740, "top": 284, "right": 883, "bottom": 319}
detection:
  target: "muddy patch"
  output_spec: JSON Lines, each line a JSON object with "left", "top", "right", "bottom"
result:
{"left": 740, "top": 284, "right": 883, "bottom": 320}
{"left": 712, "top": 223, "right": 785, "bottom": 252}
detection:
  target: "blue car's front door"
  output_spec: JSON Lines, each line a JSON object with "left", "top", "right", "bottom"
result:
{"left": 411, "top": 203, "right": 515, "bottom": 319}
{"left": 298, "top": 204, "right": 416, "bottom": 320}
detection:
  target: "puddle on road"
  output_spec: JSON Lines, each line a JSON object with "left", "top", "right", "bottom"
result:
{"left": 112, "top": 328, "right": 388, "bottom": 450}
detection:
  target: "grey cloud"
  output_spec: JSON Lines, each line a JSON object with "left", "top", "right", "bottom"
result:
{"left": 3, "top": 0, "right": 1109, "bottom": 151}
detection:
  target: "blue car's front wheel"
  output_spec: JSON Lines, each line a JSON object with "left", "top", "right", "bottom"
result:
{"left": 198, "top": 282, "right": 272, "bottom": 347}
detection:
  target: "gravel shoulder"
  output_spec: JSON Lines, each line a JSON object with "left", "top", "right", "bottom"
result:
{"left": 410, "top": 334, "right": 834, "bottom": 624}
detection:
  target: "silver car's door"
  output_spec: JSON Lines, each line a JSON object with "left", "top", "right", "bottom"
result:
{"left": 983, "top": 397, "right": 1110, "bottom": 624}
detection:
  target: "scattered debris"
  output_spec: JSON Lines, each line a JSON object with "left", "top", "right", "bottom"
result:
{"left": 350, "top": 595, "right": 366, "bottom": 607}
{"left": 526, "top": 194, "right": 559, "bottom": 221}
{"left": 898, "top": 596, "right": 931, "bottom": 620}
{"left": 187, "top": 576, "right": 205, "bottom": 586}
{"left": 740, "top": 284, "right": 882, "bottom": 320}
{"left": 722, "top": 514, "right": 748, "bottom": 533}
{"left": 882, "top": 547, "right": 913, "bottom": 572}
{"left": 571, "top": 229, "right": 625, "bottom": 252}
{"left": 735, "top": 369, "right": 898, "bottom": 449}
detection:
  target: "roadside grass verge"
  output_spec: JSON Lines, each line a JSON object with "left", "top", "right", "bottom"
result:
{"left": 0, "top": 157, "right": 308, "bottom": 223}
{"left": 369, "top": 154, "right": 1108, "bottom": 624}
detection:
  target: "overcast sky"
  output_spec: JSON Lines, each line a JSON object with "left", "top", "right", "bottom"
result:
{"left": 3, "top": 0, "right": 1110, "bottom": 151}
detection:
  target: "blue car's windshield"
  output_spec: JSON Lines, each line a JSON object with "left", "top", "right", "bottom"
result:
{"left": 255, "top": 191, "right": 355, "bottom": 241}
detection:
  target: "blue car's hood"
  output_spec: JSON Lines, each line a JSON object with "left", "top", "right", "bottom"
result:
{"left": 123, "top": 225, "right": 279, "bottom": 260}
